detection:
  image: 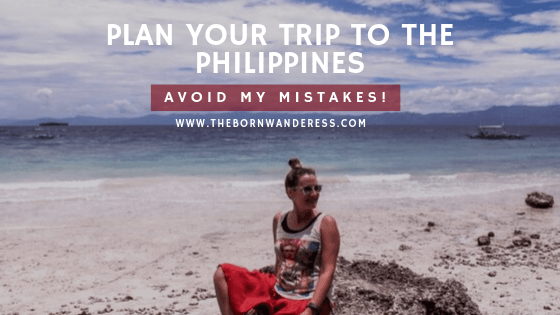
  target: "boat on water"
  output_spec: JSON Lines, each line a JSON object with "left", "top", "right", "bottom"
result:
{"left": 32, "top": 133, "right": 55, "bottom": 139}
{"left": 31, "top": 126, "right": 55, "bottom": 140}
{"left": 467, "top": 124, "right": 528, "bottom": 140}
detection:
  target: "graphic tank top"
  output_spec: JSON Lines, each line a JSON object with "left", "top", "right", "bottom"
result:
{"left": 274, "top": 211, "right": 329, "bottom": 300}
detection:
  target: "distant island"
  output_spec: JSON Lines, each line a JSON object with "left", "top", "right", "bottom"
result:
{"left": 39, "top": 122, "right": 69, "bottom": 126}
{"left": 2, "top": 105, "right": 560, "bottom": 126}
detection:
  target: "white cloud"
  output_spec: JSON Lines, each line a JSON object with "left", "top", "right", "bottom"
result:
{"left": 0, "top": 52, "right": 89, "bottom": 66}
{"left": 512, "top": 10, "right": 560, "bottom": 27}
{"left": 105, "top": 99, "right": 141, "bottom": 115}
{"left": 425, "top": 3, "right": 445, "bottom": 16}
{"left": 436, "top": 30, "right": 560, "bottom": 64}
{"left": 75, "top": 99, "right": 142, "bottom": 117}
{"left": 0, "top": 0, "right": 391, "bottom": 85}
{"left": 426, "top": 1, "right": 502, "bottom": 19}
{"left": 353, "top": 0, "right": 422, "bottom": 8}
{"left": 526, "top": 0, "right": 560, "bottom": 4}
{"left": 435, "top": 12, "right": 560, "bottom": 61}
{"left": 445, "top": 2, "right": 501, "bottom": 15}
{"left": 403, "top": 86, "right": 560, "bottom": 113}
{"left": 0, "top": 0, "right": 559, "bottom": 118}
{"left": 34, "top": 88, "right": 53, "bottom": 98}
{"left": 29, "top": 87, "right": 54, "bottom": 106}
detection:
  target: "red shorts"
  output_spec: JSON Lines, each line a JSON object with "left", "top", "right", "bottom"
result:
{"left": 220, "top": 263, "right": 331, "bottom": 315}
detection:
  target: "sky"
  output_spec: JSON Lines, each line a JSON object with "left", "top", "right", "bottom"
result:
{"left": 1, "top": 0, "right": 559, "bottom": 119}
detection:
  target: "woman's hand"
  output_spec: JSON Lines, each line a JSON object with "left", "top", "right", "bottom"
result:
{"left": 299, "top": 307, "right": 314, "bottom": 315}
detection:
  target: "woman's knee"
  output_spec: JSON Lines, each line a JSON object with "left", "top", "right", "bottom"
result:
{"left": 214, "top": 266, "right": 226, "bottom": 285}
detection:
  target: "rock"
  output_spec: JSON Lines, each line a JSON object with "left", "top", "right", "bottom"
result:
{"left": 488, "top": 271, "right": 497, "bottom": 277}
{"left": 530, "top": 233, "right": 540, "bottom": 239}
{"left": 399, "top": 244, "right": 412, "bottom": 251}
{"left": 427, "top": 222, "right": 436, "bottom": 227}
{"left": 333, "top": 257, "right": 482, "bottom": 315}
{"left": 487, "top": 232, "right": 495, "bottom": 237}
{"left": 477, "top": 236, "right": 491, "bottom": 246}
{"left": 259, "top": 258, "right": 482, "bottom": 315}
{"left": 513, "top": 237, "right": 532, "bottom": 247}
{"left": 514, "top": 229, "right": 522, "bottom": 235}
{"left": 525, "top": 191, "right": 554, "bottom": 209}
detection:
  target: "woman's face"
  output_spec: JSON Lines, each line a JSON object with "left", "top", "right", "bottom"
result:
{"left": 289, "top": 174, "right": 320, "bottom": 211}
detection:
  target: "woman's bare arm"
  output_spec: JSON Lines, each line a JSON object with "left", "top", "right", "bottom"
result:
{"left": 273, "top": 211, "right": 283, "bottom": 273}
{"left": 303, "top": 215, "right": 340, "bottom": 314}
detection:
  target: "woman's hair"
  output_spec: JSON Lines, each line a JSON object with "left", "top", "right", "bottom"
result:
{"left": 284, "top": 158, "right": 316, "bottom": 191}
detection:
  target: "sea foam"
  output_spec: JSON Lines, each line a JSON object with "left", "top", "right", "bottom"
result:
{"left": 0, "top": 179, "right": 105, "bottom": 191}
{"left": 345, "top": 174, "right": 411, "bottom": 183}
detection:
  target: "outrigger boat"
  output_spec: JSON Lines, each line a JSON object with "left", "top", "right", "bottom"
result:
{"left": 31, "top": 126, "right": 55, "bottom": 140}
{"left": 467, "top": 124, "right": 528, "bottom": 140}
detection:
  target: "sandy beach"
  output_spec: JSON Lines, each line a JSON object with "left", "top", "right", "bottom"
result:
{"left": 1, "top": 174, "right": 559, "bottom": 315}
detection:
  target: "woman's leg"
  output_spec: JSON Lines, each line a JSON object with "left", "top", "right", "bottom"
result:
{"left": 214, "top": 266, "right": 234, "bottom": 315}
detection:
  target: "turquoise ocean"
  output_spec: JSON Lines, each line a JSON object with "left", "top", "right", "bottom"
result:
{"left": 1, "top": 125, "right": 559, "bottom": 183}
{"left": 0, "top": 125, "right": 559, "bottom": 207}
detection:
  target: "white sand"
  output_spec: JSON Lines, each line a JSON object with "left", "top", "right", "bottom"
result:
{"left": 1, "top": 175, "right": 559, "bottom": 315}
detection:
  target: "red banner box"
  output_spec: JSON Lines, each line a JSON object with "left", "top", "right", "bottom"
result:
{"left": 151, "top": 85, "right": 400, "bottom": 111}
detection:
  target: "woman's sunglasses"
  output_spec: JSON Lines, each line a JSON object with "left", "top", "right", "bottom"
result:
{"left": 295, "top": 185, "right": 323, "bottom": 195}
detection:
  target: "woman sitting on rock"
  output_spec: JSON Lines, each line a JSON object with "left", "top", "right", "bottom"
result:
{"left": 214, "top": 158, "right": 340, "bottom": 315}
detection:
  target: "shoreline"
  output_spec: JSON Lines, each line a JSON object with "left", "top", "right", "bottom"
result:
{"left": 1, "top": 168, "right": 559, "bottom": 185}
